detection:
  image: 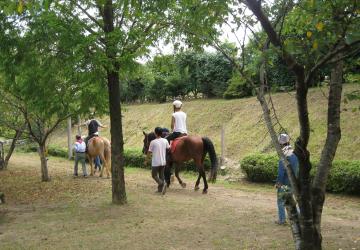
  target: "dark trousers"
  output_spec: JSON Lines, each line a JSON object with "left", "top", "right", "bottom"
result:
{"left": 166, "top": 132, "right": 183, "bottom": 143}
{"left": 152, "top": 166, "right": 165, "bottom": 191}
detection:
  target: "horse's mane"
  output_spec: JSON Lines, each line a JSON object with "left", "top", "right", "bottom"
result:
{"left": 148, "top": 132, "right": 156, "bottom": 141}
{"left": 148, "top": 127, "right": 169, "bottom": 140}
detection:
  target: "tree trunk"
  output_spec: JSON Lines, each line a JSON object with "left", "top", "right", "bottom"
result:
{"left": 103, "top": 0, "right": 127, "bottom": 204}
{"left": 38, "top": 143, "right": 50, "bottom": 182}
{"left": 257, "top": 63, "right": 302, "bottom": 248}
{"left": 67, "top": 117, "right": 73, "bottom": 159}
{"left": 312, "top": 58, "right": 344, "bottom": 249}
{"left": 293, "top": 73, "right": 316, "bottom": 250}
{"left": 3, "top": 128, "right": 24, "bottom": 169}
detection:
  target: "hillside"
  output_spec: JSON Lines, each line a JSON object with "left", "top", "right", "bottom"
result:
{"left": 50, "top": 84, "right": 360, "bottom": 162}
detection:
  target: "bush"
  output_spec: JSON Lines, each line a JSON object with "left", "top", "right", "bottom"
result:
{"left": 124, "top": 148, "right": 147, "bottom": 168}
{"left": 48, "top": 145, "right": 68, "bottom": 158}
{"left": 240, "top": 153, "right": 278, "bottom": 183}
{"left": 327, "top": 160, "right": 360, "bottom": 194}
{"left": 240, "top": 153, "right": 360, "bottom": 195}
{"left": 25, "top": 144, "right": 212, "bottom": 173}
{"left": 124, "top": 148, "right": 211, "bottom": 171}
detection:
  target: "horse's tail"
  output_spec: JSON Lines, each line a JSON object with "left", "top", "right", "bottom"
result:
{"left": 202, "top": 137, "right": 217, "bottom": 183}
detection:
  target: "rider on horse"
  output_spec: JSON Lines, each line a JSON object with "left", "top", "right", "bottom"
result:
{"left": 84, "top": 116, "right": 106, "bottom": 150}
{"left": 166, "top": 100, "right": 187, "bottom": 143}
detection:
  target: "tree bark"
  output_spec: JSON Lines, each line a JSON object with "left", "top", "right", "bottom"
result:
{"left": 290, "top": 74, "right": 314, "bottom": 250}
{"left": 38, "top": 143, "right": 50, "bottom": 182}
{"left": 3, "top": 127, "right": 24, "bottom": 169}
{"left": 102, "top": 0, "right": 127, "bottom": 204}
{"left": 312, "top": 58, "right": 344, "bottom": 249}
{"left": 67, "top": 117, "right": 73, "bottom": 159}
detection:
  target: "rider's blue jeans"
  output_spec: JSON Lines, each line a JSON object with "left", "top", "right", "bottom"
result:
{"left": 94, "top": 156, "right": 101, "bottom": 170}
{"left": 277, "top": 188, "right": 286, "bottom": 223}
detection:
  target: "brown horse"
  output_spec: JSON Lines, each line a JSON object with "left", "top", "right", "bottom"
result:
{"left": 143, "top": 132, "right": 217, "bottom": 194}
{"left": 87, "top": 136, "right": 111, "bottom": 177}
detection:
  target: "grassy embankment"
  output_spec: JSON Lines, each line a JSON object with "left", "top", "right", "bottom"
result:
{"left": 0, "top": 153, "right": 359, "bottom": 249}
{"left": 50, "top": 84, "right": 360, "bottom": 162}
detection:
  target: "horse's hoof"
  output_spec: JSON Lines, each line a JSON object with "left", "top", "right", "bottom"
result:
{"left": 202, "top": 189, "right": 208, "bottom": 194}
{"left": 181, "top": 182, "right": 186, "bottom": 188}
{"left": 194, "top": 186, "right": 200, "bottom": 191}
{"left": 99, "top": 174, "right": 103, "bottom": 178}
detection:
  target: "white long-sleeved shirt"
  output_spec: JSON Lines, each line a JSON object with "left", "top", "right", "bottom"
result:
{"left": 74, "top": 141, "right": 86, "bottom": 153}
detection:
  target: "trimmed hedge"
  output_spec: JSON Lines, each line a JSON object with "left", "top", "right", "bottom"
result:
{"left": 240, "top": 153, "right": 360, "bottom": 195}
{"left": 18, "top": 144, "right": 211, "bottom": 171}
{"left": 240, "top": 153, "right": 278, "bottom": 183}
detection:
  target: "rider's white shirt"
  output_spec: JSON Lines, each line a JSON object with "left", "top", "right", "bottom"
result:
{"left": 172, "top": 111, "right": 187, "bottom": 134}
{"left": 149, "top": 138, "right": 170, "bottom": 167}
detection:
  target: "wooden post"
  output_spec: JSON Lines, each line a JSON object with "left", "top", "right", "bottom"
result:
{"left": 67, "top": 117, "right": 73, "bottom": 159}
{"left": 220, "top": 125, "right": 225, "bottom": 166}
{"left": 77, "top": 115, "right": 81, "bottom": 136}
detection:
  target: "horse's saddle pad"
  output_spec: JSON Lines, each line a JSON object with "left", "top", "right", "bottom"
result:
{"left": 170, "top": 137, "right": 185, "bottom": 154}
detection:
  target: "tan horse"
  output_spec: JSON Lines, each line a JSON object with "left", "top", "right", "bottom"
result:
{"left": 87, "top": 136, "right": 111, "bottom": 177}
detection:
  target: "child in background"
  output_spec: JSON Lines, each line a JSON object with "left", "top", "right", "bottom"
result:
{"left": 73, "top": 135, "right": 87, "bottom": 177}
{"left": 147, "top": 127, "right": 170, "bottom": 194}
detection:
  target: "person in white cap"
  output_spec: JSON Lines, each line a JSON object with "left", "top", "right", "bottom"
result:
{"left": 275, "top": 133, "right": 299, "bottom": 225}
{"left": 166, "top": 100, "right": 188, "bottom": 142}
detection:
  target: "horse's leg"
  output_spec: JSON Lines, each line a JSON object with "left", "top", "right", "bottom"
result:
{"left": 194, "top": 174, "right": 201, "bottom": 191}
{"left": 174, "top": 163, "right": 186, "bottom": 188}
{"left": 199, "top": 165, "right": 208, "bottom": 194}
{"left": 99, "top": 153, "right": 107, "bottom": 178}
{"left": 194, "top": 158, "right": 202, "bottom": 191}
{"left": 88, "top": 154, "right": 94, "bottom": 176}
{"left": 105, "top": 150, "right": 111, "bottom": 177}
{"left": 195, "top": 157, "right": 208, "bottom": 194}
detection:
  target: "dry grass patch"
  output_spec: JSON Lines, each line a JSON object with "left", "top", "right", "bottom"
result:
{"left": 0, "top": 153, "right": 359, "bottom": 249}
{"left": 50, "top": 84, "right": 360, "bottom": 162}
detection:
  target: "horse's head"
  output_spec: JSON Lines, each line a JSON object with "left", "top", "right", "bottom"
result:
{"left": 142, "top": 131, "right": 156, "bottom": 154}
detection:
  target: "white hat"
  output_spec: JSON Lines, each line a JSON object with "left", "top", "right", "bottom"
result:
{"left": 278, "top": 133, "right": 290, "bottom": 145}
{"left": 172, "top": 100, "right": 182, "bottom": 108}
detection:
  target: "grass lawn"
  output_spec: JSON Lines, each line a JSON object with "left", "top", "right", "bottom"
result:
{"left": 50, "top": 84, "right": 360, "bottom": 162}
{"left": 0, "top": 153, "right": 360, "bottom": 249}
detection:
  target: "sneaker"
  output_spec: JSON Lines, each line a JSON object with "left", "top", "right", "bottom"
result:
{"left": 274, "top": 220, "right": 287, "bottom": 225}
{"left": 161, "top": 182, "right": 167, "bottom": 195}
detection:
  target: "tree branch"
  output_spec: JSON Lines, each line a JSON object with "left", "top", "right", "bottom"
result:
{"left": 306, "top": 40, "right": 360, "bottom": 85}
{"left": 72, "top": 1, "right": 103, "bottom": 30}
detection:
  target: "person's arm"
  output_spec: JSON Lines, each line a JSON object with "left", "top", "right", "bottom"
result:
{"left": 171, "top": 116, "right": 175, "bottom": 131}
{"left": 96, "top": 120, "right": 107, "bottom": 128}
{"left": 81, "top": 120, "right": 89, "bottom": 127}
{"left": 73, "top": 142, "right": 78, "bottom": 152}
{"left": 144, "top": 142, "right": 153, "bottom": 165}
{"left": 275, "top": 160, "right": 285, "bottom": 188}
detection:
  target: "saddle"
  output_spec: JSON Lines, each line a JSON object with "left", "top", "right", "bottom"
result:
{"left": 170, "top": 135, "right": 187, "bottom": 154}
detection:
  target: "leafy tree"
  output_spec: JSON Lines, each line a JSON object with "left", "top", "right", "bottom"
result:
{"left": 240, "top": 0, "right": 360, "bottom": 248}
{"left": 0, "top": 6, "right": 107, "bottom": 180}
{"left": 176, "top": 0, "right": 359, "bottom": 248}
{"left": 54, "top": 0, "right": 226, "bottom": 204}
{"left": 223, "top": 71, "right": 253, "bottom": 99}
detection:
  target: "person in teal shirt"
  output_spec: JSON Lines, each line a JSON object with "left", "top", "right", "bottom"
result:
{"left": 275, "top": 133, "right": 299, "bottom": 225}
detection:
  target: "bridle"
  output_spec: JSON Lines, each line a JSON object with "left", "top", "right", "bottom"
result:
{"left": 144, "top": 133, "right": 149, "bottom": 154}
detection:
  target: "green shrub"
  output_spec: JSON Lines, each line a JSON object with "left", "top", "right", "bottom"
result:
{"left": 17, "top": 143, "right": 38, "bottom": 153}
{"left": 327, "top": 160, "right": 360, "bottom": 194}
{"left": 240, "top": 153, "right": 360, "bottom": 195}
{"left": 48, "top": 145, "right": 68, "bottom": 158}
{"left": 240, "top": 153, "right": 278, "bottom": 182}
{"left": 34, "top": 145, "right": 211, "bottom": 172}
{"left": 123, "top": 148, "right": 211, "bottom": 171}
{"left": 124, "top": 148, "right": 147, "bottom": 168}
